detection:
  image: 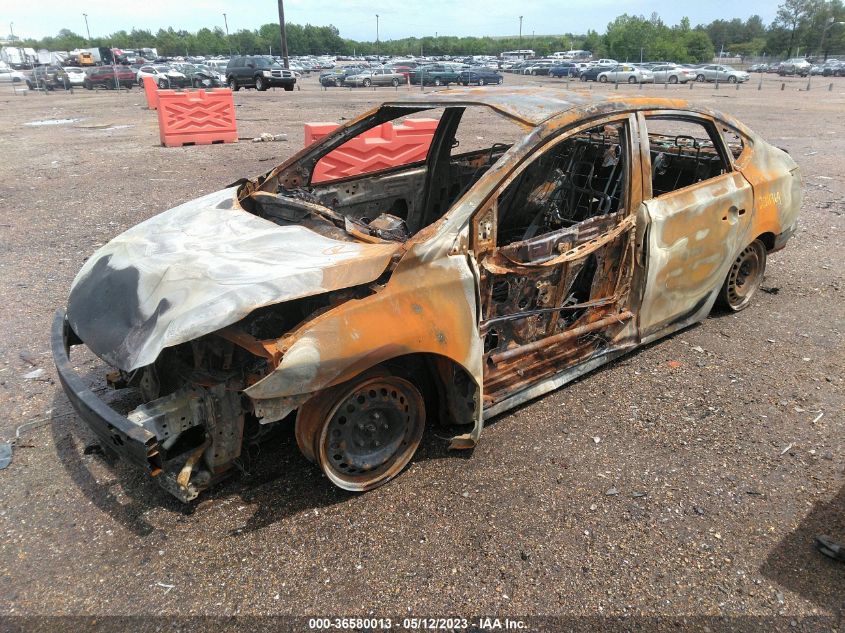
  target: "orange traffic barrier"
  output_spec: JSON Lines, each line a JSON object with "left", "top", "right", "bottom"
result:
{"left": 307, "top": 118, "right": 439, "bottom": 183}
{"left": 156, "top": 88, "right": 238, "bottom": 147}
{"left": 142, "top": 76, "right": 159, "bottom": 110}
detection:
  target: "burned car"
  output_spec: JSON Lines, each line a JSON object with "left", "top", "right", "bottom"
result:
{"left": 53, "top": 88, "right": 801, "bottom": 502}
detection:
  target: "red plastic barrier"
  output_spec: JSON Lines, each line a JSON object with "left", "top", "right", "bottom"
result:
{"left": 156, "top": 88, "right": 238, "bottom": 147}
{"left": 307, "top": 118, "right": 439, "bottom": 183}
{"left": 142, "top": 76, "right": 158, "bottom": 110}
{"left": 304, "top": 122, "right": 339, "bottom": 146}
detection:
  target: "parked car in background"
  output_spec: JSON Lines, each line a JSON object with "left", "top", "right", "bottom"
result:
{"left": 320, "top": 67, "right": 364, "bottom": 87}
{"left": 226, "top": 56, "right": 296, "bottom": 91}
{"left": 549, "top": 62, "right": 580, "bottom": 78}
{"left": 409, "top": 64, "right": 460, "bottom": 86}
{"left": 821, "top": 61, "right": 845, "bottom": 76}
{"left": 137, "top": 64, "right": 189, "bottom": 89}
{"left": 31, "top": 65, "right": 65, "bottom": 89}
{"left": 0, "top": 66, "right": 29, "bottom": 87}
{"left": 778, "top": 58, "right": 811, "bottom": 76}
{"left": 522, "top": 61, "right": 556, "bottom": 75}
{"left": 580, "top": 64, "right": 615, "bottom": 82}
{"left": 456, "top": 68, "right": 502, "bottom": 85}
{"left": 748, "top": 63, "right": 770, "bottom": 73}
{"left": 62, "top": 66, "right": 87, "bottom": 86}
{"left": 694, "top": 65, "right": 750, "bottom": 83}
{"left": 595, "top": 58, "right": 618, "bottom": 66}
{"left": 597, "top": 64, "right": 655, "bottom": 83}
{"left": 344, "top": 68, "right": 404, "bottom": 87}
{"left": 651, "top": 64, "right": 696, "bottom": 84}
{"left": 52, "top": 88, "right": 801, "bottom": 502}
{"left": 181, "top": 64, "right": 225, "bottom": 88}
{"left": 83, "top": 66, "right": 137, "bottom": 90}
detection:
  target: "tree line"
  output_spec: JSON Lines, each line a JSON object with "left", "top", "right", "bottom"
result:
{"left": 16, "top": 0, "right": 845, "bottom": 62}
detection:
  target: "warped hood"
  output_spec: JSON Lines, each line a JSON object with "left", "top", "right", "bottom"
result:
{"left": 67, "top": 188, "right": 400, "bottom": 371}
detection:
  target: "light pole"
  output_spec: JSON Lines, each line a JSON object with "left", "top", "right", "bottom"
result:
{"left": 376, "top": 14, "right": 380, "bottom": 61}
{"left": 277, "top": 0, "right": 289, "bottom": 68}
{"left": 9, "top": 22, "right": 13, "bottom": 39}
{"left": 82, "top": 13, "right": 91, "bottom": 43}
{"left": 519, "top": 16, "right": 523, "bottom": 45}
{"left": 223, "top": 13, "right": 231, "bottom": 57}
{"left": 819, "top": 17, "right": 845, "bottom": 60}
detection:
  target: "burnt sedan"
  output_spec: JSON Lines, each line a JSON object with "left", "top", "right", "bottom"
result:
{"left": 54, "top": 88, "right": 801, "bottom": 501}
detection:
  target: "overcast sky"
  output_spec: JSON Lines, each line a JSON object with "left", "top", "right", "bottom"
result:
{"left": 4, "top": 0, "right": 780, "bottom": 41}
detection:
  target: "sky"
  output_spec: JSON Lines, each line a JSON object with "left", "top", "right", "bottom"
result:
{"left": 2, "top": 0, "right": 780, "bottom": 42}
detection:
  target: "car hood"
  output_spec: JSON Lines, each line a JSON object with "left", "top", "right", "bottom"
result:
{"left": 66, "top": 188, "right": 401, "bottom": 371}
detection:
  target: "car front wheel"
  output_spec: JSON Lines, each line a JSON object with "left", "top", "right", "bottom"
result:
{"left": 392, "top": 77, "right": 400, "bottom": 87}
{"left": 256, "top": 76, "right": 266, "bottom": 91}
{"left": 628, "top": 76, "right": 637, "bottom": 84}
{"left": 363, "top": 78, "right": 371, "bottom": 87}
{"left": 295, "top": 367, "right": 426, "bottom": 491}
{"left": 728, "top": 75, "right": 738, "bottom": 83}
{"left": 718, "top": 239, "right": 767, "bottom": 312}
{"left": 478, "top": 77, "right": 486, "bottom": 86}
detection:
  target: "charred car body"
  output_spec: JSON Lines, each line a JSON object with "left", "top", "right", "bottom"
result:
{"left": 53, "top": 88, "right": 801, "bottom": 502}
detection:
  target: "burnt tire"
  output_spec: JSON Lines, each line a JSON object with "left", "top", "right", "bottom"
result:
{"left": 717, "top": 239, "right": 767, "bottom": 312}
{"left": 295, "top": 368, "right": 426, "bottom": 491}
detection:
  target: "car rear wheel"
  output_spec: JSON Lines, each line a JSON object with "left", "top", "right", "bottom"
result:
{"left": 362, "top": 78, "right": 372, "bottom": 87}
{"left": 83, "top": 80, "right": 92, "bottom": 90}
{"left": 599, "top": 75, "right": 608, "bottom": 83}
{"left": 478, "top": 77, "right": 486, "bottom": 86}
{"left": 256, "top": 76, "right": 267, "bottom": 91}
{"left": 295, "top": 368, "right": 426, "bottom": 491}
{"left": 158, "top": 79, "right": 168, "bottom": 89}
{"left": 392, "top": 77, "right": 400, "bottom": 87}
{"left": 334, "top": 78, "right": 342, "bottom": 87}
{"left": 497, "top": 77, "right": 503, "bottom": 84}
{"left": 718, "top": 239, "right": 767, "bottom": 312}
{"left": 669, "top": 75, "right": 678, "bottom": 84}
{"left": 580, "top": 74, "right": 587, "bottom": 81}
{"left": 433, "top": 77, "right": 442, "bottom": 86}
{"left": 228, "top": 77, "right": 239, "bottom": 91}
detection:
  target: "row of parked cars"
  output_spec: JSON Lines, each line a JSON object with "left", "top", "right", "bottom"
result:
{"left": 508, "top": 58, "right": 752, "bottom": 84}
{"left": 749, "top": 58, "right": 845, "bottom": 77}
{"left": 319, "top": 63, "right": 503, "bottom": 88}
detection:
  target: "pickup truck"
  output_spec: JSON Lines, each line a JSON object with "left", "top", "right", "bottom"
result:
{"left": 408, "top": 64, "right": 460, "bottom": 86}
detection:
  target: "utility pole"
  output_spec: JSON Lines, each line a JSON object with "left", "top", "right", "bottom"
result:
{"left": 376, "top": 14, "right": 380, "bottom": 61}
{"left": 519, "top": 16, "right": 523, "bottom": 45}
{"left": 223, "top": 13, "right": 231, "bottom": 57}
{"left": 83, "top": 13, "right": 91, "bottom": 43}
{"left": 9, "top": 22, "right": 13, "bottom": 39}
{"left": 277, "top": 0, "right": 290, "bottom": 69}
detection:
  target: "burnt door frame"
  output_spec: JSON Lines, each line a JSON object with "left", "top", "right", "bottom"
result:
{"left": 469, "top": 113, "right": 643, "bottom": 406}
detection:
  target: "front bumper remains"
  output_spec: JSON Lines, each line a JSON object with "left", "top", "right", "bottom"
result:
{"left": 52, "top": 309, "right": 163, "bottom": 476}
{"left": 52, "top": 310, "right": 244, "bottom": 502}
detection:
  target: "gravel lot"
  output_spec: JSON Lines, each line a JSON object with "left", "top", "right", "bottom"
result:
{"left": 0, "top": 73, "right": 843, "bottom": 628}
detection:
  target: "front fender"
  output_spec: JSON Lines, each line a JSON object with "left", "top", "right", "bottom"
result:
{"left": 245, "top": 245, "right": 484, "bottom": 414}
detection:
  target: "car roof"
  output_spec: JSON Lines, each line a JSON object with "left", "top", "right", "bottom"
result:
{"left": 381, "top": 86, "right": 739, "bottom": 128}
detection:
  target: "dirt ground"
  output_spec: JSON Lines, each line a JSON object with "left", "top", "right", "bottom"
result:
{"left": 0, "top": 73, "right": 843, "bottom": 628}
